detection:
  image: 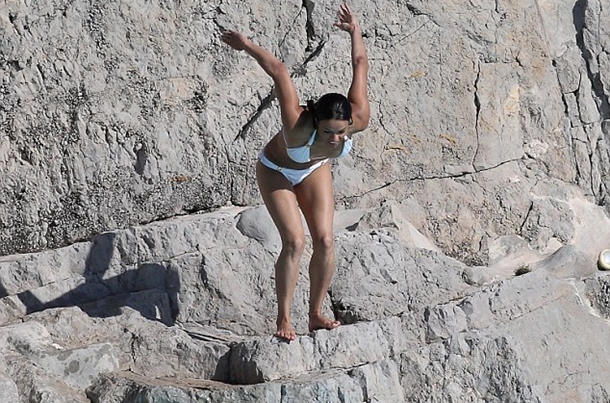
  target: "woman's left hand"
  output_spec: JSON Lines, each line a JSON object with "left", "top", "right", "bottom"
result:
{"left": 334, "top": 3, "right": 360, "bottom": 34}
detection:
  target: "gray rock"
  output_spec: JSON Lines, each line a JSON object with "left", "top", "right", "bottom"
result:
{"left": 0, "top": 202, "right": 608, "bottom": 401}
{"left": 228, "top": 317, "right": 404, "bottom": 384}
{"left": 400, "top": 335, "right": 542, "bottom": 402}
{"left": 0, "top": 0, "right": 604, "bottom": 268}
{"left": 533, "top": 244, "right": 596, "bottom": 279}
{"left": 1, "top": 0, "right": 610, "bottom": 401}
{"left": 0, "top": 320, "right": 52, "bottom": 354}
{"left": 87, "top": 360, "right": 406, "bottom": 403}
{"left": 34, "top": 343, "right": 119, "bottom": 390}
{"left": 0, "top": 372, "right": 20, "bottom": 403}
{"left": 235, "top": 206, "right": 280, "bottom": 254}
{"left": 332, "top": 231, "right": 474, "bottom": 323}
{"left": 6, "top": 355, "right": 91, "bottom": 403}
{"left": 351, "top": 200, "right": 440, "bottom": 251}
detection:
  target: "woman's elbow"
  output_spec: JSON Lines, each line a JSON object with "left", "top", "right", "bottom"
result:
{"left": 268, "top": 60, "right": 288, "bottom": 79}
{"left": 361, "top": 114, "right": 371, "bottom": 130}
{"left": 353, "top": 55, "right": 369, "bottom": 69}
{"left": 354, "top": 111, "right": 370, "bottom": 131}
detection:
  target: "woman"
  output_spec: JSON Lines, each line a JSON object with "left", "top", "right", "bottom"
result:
{"left": 221, "top": 3, "right": 369, "bottom": 341}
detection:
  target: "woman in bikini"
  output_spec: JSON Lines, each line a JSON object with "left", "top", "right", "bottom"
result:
{"left": 221, "top": 3, "right": 369, "bottom": 341}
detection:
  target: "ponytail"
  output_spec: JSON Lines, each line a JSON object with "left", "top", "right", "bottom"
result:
{"left": 306, "top": 99, "right": 318, "bottom": 128}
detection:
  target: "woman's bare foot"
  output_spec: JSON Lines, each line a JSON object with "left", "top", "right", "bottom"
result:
{"left": 275, "top": 318, "right": 297, "bottom": 341}
{"left": 308, "top": 312, "right": 341, "bottom": 333}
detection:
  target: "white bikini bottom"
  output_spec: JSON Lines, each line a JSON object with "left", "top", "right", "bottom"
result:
{"left": 259, "top": 152, "right": 328, "bottom": 186}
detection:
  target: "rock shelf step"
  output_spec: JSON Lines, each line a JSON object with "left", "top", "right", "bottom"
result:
{"left": 227, "top": 317, "right": 407, "bottom": 385}
{"left": 87, "top": 358, "right": 406, "bottom": 403}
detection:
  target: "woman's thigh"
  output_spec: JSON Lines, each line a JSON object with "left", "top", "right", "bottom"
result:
{"left": 256, "top": 161, "right": 305, "bottom": 243}
{"left": 294, "top": 162, "right": 335, "bottom": 241}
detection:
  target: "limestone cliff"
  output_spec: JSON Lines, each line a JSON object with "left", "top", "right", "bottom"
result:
{"left": 1, "top": 0, "right": 610, "bottom": 402}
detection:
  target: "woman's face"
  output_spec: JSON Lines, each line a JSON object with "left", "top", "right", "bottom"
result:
{"left": 317, "top": 119, "right": 350, "bottom": 148}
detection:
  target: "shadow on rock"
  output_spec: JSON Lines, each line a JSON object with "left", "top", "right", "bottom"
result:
{"left": 16, "top": 233, "right": 181, "bottom": 326}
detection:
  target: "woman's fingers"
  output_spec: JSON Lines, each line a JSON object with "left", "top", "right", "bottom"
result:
{"left": 220, "top": 30, "right": 246, "bottom": 49}
{"left": 335, "top": 3, "right": 358, "bottom": 32}
{"left": 220, "top": 30, "right": 232, "bottom": 43}
{"left": 222, "top": 30, "right": 238, "bottom": 41}
{"left": 338, "top": 3, "right": 351, "bottom": 19}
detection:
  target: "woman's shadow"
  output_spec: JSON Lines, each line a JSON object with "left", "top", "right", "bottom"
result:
{"left": 14, "top": 232, "right": 180, "bottom": 326}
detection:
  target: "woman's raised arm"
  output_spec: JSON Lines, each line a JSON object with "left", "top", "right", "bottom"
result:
{"left": 221, "top": 30, "right": 303, "bottom": 131}
{"left": 334, "top": 3, "right": 370, "bottom": 133}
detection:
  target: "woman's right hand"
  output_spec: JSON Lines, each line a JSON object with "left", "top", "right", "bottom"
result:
{"left": 220, "top": 30, "right": 249, "bottom": 51}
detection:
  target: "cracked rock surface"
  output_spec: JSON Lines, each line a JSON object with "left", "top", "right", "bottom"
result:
{"left": 1, "top": 0, "right": 610, "bottom": 402}
{"left": 0, "top": 0, "right": 608, "bottom": 265}
{"left": 1, "top": 203, "right": 610, "bottom": 402}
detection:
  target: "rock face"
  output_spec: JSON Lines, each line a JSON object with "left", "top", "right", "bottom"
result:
{"left": 1, "top": 0, "right": 610, "bottom": 402}
{"left": 0, "top": 0, "right": 608, "bottom": 263}
{"left": 1, "top": 204, "right": 610, "bottom": 402}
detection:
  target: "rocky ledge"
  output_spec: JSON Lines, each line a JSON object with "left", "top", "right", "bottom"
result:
{"left": 1, "top": 202, "right": 610, "bottom": 402}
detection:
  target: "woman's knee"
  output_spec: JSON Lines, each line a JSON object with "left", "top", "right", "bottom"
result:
{"left": 312, "top": 233, "right": 334, "bottom": 254}
{"left": 281, "top": 235, "right": 306, "bottom": 257}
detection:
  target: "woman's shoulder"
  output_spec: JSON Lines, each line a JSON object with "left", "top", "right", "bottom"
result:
{"left": 283, "top": 108, "right": 315, "bottom": 146}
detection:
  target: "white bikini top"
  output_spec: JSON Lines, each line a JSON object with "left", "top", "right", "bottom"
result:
{"left": 286, "top": 130, "right": 353, "bottom": 163}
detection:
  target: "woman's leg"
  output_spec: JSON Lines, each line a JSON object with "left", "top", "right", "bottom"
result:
{"left": 294, "top": 163, "right": 341, "bottom": 332}
{"left": 256, "top": 161, "right": 305, "bottom": 341}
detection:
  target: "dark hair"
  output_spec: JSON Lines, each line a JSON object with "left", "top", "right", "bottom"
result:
{"left": 307, "top": 93, "right": 352, "bottom": 128}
